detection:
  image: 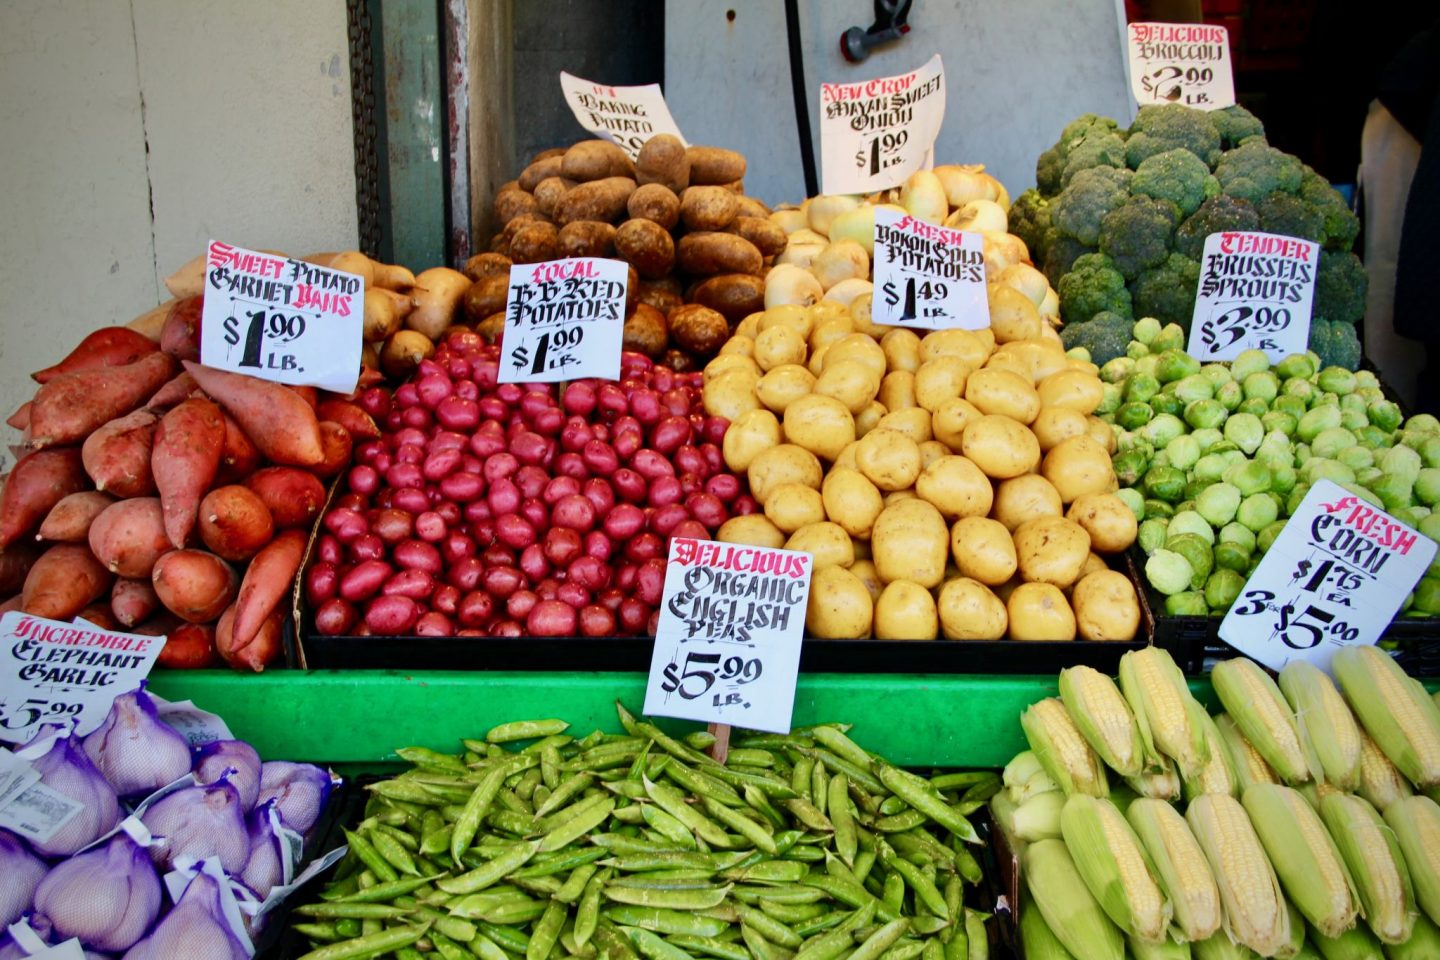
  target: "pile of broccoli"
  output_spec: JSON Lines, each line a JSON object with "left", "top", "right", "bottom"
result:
{"left": 1013, "top": 104, "right": 1367, "bottom": 370}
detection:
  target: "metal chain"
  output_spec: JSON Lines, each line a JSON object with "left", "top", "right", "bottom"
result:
{"left": 347, "top": 0, "right": 382, "bottom": 258}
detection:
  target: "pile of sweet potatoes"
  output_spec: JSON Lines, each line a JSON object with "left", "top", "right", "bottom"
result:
{"left": 0, "top": 304, "right": 386, "bottom": 672}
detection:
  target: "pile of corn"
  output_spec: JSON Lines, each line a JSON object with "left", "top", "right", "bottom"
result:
{"left": 992, "top": 646, "right": 1440, "bottom": 959}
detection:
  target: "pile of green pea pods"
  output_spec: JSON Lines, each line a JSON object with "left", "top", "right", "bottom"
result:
{"left": 288, "top": 703, "right": 1000, "bottom": 960}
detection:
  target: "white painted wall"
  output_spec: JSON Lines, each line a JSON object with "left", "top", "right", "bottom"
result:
{"left": 0, "top": 0, "right": 358, "bottom": 433}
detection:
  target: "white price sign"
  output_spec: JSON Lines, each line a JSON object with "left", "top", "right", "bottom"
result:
{"left": 1127, "top": 22, "right": 1235, "bottom": 110}
{"left": 1187, "top": 231, "right": 1318, "bottom": 362}
{"left": 1219, "top": 480, "right": 1437, "bottom": 673}
{"left": 643, "top": 539, "right": 813, "bottom": 734}
{"left": 820, "top": 54, "right": 946, "bottom": 195}
{"left": 873, "top": 208, "right": 988, "bottom": 330}
{"left": 200, "top": 240, "right": 364, "bottom": 394}
{"left": 560, "top": 72, "right": 687, "bottom": 161}
{"left": 0, "top": 612, "right": 164, "bottom": 743}
{"left": 499, "top": 258, "right": 628, "bottom": 384}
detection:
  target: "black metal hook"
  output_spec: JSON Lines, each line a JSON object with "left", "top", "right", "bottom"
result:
{"left": 840, "top": 0, "right": 914, "bottom": 63}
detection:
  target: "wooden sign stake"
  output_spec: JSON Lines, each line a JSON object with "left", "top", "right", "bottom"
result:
{"left": 707, "top": 723, "right": 731, "bottom": 764}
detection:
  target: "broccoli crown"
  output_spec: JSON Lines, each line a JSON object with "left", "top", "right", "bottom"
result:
{"left": 1058, "top": 252, "right": 1134, "bottom": 324}
{"left": 1314, "top": 250, "right": 1368, "bottom": 325}
{"left": 1035, "top": 146, "right": 1065, "bottom": 197}
{"left": 1008, "top": 189, "right": 1052, "bottom": 263}
{"left": 1174, "top": 194, "right": 1261, "bottom": 260}
{"left": 1099, "top": 196, "right": 1180, "bottom": 280}
{"left": 1125, "top": 104, "right": 1223, "bottom": 169}
{"left": 1212, "top": 105, "right": 1266, "bottom": 148}
{"left": 1059, "top": 113, "right": 1123, "bottom": 151}
{"left": 1049, "top": 166, "right": 1133, "bottom": 247}
{"left": 1214, "top": 139, "right": 1304, "bottom": 203}
{"left": 1131, "top": 148, "right": 1221, "bottom": 219}
{"left": 1299, "top": 167, "right": 1360, "bottom": 252}
{"left": 1042, "top": 233, "right": 1096, "bottom": 288}
{"left": 1256, "top": 192, "right": 1327, "bottom": 246}
{"left": 1131, "top": 253, "right": 1201, "bottom": 331}
{"left": 1060, "top": 310, "right": 1135, "bottom": 365}
{"left": 1061, "top": 132, "right": 1129, "bottom": 188}
{"left": 1308, "top": 316, "right": 1362, "bottom": 371}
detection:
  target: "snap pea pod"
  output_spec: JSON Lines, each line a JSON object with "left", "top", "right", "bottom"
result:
{"left": 875, "top": 810, "right": 929, "bottom": 833}
{"left": 602, "top": 884, "right": 732, "bottom": 910}
{"left": 720, "top": 860, "right": 808, "bottom": 884}
{"left": 527, "top": 900, "right": 568, "bottom": 960}
{"left": 643, "top": 777, "right": 731, "bottom": 848}
{"left": 367, "top": 825, "right": 420, "bottom": 876}
{"left": 880, "top": 939, "right": 927, "bottom": 960}
{"left": 293, "top": 923, "right": 430, "bottom": 960}
{"left": 758, "top": 900, "right": 828, "bottom": 924}
{"left": 664, "top": 759, "right": 745, "bottom": 807}
{"left": 963, "top": 911, "right": 988, "bottom": 960}
{"left": 427, "top": 930, "right": 473, "bottom": 960}
{"left": 734, "top": 903, "right": 803, "bottom": 948}
{"left": 879, "top": 845, "right": 949, "bottom": 920}
{"left": 437, "top": 840, "right": 540, "bottom": 895}
{"left": 342, "top": 829, "right": 399, "bottom": 884}
{"left": 794, "top": 902, "right": 877, "bottom": 960}
{"left": 829, "top": 775, "right": 856, "bottom": 866}
{"left": 513, "top": 846, "right": 608, "bottom": 880}
{"left": 332, "top": 873, "right": 443, "bottom": 904}
{"left": 487, "top": 719, "right": 570, "bottom": 743}
{"left": 593, "top": 920, "right": 643, "bottom": 960}
{"left": 294, "top": 902, "right": 415, "bottom": 920}
{"left": 292, "top": 922, "right": 340, "bottom": 942}
{"left": 730, "top": 885, "right": 827, "bottom": 905}
{"left": 610, "top": 869, "right": 718, "bottom": 888}
{"left": 397, "top": 746, "right": 469, "bottom": 772}
{"left": 604, "top": 907, "right": 732, "bottom": 937}
{"left": 701, "top": 796, "right": 777, "bottom": 854}
{"left": 667, "top": 933, "right": 750, "bottom": 960}
{"left": 625, "top": 925, "right": 698, "bottom": 960}
{"left": 591, "top": 833, "right": 683, "bottom": 855}
{"left": 873, "top": 766, "right": 980, "bottom": 844}
{"left": 574, "top": 868, "right": 610, "bottom": 948}
{"left": 641, "top": 804, "right": 699, "bottom": 849}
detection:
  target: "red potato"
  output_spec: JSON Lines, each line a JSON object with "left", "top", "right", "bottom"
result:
{"left": 314, "top": 421, "right": 353, "bottom": 478}
{"left": 198, "top": 486, "right": 273, "bottom": 561}
{"left": 182, "top": 361, "right": 324, "bottom": 467}
{"left": 81, "top": 409, "right": 159, "bottom": 497}
{"left": 229, "top": 528, "right": 305, "bottom": 655}
{"left": 110, "top": 578, "right": 161, "bottom": 627}
{"left": 76, "top": 603, "right": 119, "bottom": 631}
{"left": 7, "top": 402, "right": 31, "bottom": 431}
{"left": 315, "top": 400, "right": 380, "bottom": 440}
{"left": 159, "top": 297, "right": 202, "bottom": 360}
{"left": 88, "top": 497, "right": 172, "bottom": 578}
{"left": 215, "top": 602, "right": 285, "bottom": 672}
{"left": 244, "top": 468, "right": 326, "bottom": 529}
{"left": 0, "top": 447, "right": 88, "bottom": 550}
{"left": 152, "top": 397, "right": 225, "bottom": 548}
{"left": 38, "top": 491, "right": 116, "bottom": 542}
{"left": 28, "top": 352, "right": 176, "bottom": 449}
{"left": 21, "top": 543, "right": 114, "bottom": 620}
{"left": 147, "top": 371, "right": 200, "bottom": 409}
{"left": 151, "top": 549, "right": 238, "bottom": 623}
{"left": 0, "top": 543, "right": 42, "bottom": 595}
{"left": 32, "top": 327, "right": 158, "bottom": 383}
{"left": 158, "top": 622, "right": 218, "bottom": 669}
{"left": 215, "top": 412, "right": 261, "bottom": 485}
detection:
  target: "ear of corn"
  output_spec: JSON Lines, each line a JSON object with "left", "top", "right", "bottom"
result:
{"left": 1355, "top": 730, "right": 1414, "bottom": 814}
{"left": 1240, "top": 784, "right": 1358, "bottom": 940}
{"left": 1119, "top": 648, "right": 1211, "bottom": 780}
{"left": 1380, "top": 796, "right": 1440, "bottom": 929}
{"left": 1127, "top": 753, "right": 1182, "bottom": 802}
{"left": 1014, "top": 790, "right": 1066, "bottom": 843}
{"left": 991, "top": 789, "right": 1022, "bottom": 849}
{"left": 1278, "top": 661, "right": 1362, "bottom": 793}
{"left": 1214, "top": 714, "right": 1281, "bottom": 793}
{"left": 1020, "top": 889, "right": 1078, "bottom": 960}
{"left": 1059, "top": 794, "right": 1173, "bottom": 944}
{"left": 1183, "top": 710, "right": 1240, "bottom": 801}
{"left": 1185, "top": 794, "right": 1291, "bottom": 957}
{"left": 1022, "top": 699, "right": 1110, "bottom": 799}
{"left": 1126, "top": 798, "right": 1222, "bottom": 943}
{"left": 1275, "top": 900, "right": 1307, "bottom": 960}
{"left": 1212, "top": 659, "right": 1313, "bottom": 785}
{"left": 1382, "top": 910, "right": 1440, "bottom": 960}
{"left": 1060, "top": 665, "right": 1147, "bottom": 780}
{"left": 1190, "top": 934, "right": 1258, "bottom": 960}
{"left": 1005, "top": 751, "right": 1047, "bottom": 799}
{"left": 1127, "top": 933, "right": 1192, "bottom": 959}
{"left": 1022, "top": 839, "right": 1124, "bottom": 960}
{"left": 1317, "top": 792, "right": 1416, "bottom": 946}
{"left": 1331, "top": 645, "right": 1440, "bottom": 790}
{"left": 1303, "top": 918, "right": 1382, "bottom": 960}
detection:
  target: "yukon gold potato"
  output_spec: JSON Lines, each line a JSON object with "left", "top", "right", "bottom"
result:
{"left": 720, "top": 335, "right": 755, "bottom": 358}
{"left": 995, "top": 263, "right": 1049, "bottom": 305}
{"left": 1013, "top": 516, "right": 1091, "bottom": 589}
{"left": 1031, "top": 406, "right": 1089, "bottom": 451}
{"left": 937, "top": 577, "right": 1008, "bottom": 640}
{"left": 855, "top": 429, "right": 922, "bottom": 491}
{"left": 810, "top": 317, "right": 855, "bottom": 353}
{"left": 918, "top": 440, "right": 950, "bottom": 468}
{"left": 783, "top": 394, "right": 855, "bottom": 461}
{"left": 1041, "top": 435, "right": 1116, "bottom": 503}
{"left": 748, "top": 444, "right": 823, "bottom": 504}
{"left": 983, "top": 350, "right": 1036, "bottom": 382}
{"left": 754, "top": 324, "right": 808, "bottom": 372}
{"left": 807, "top": 565, "right": 873, "bottom": 639}
{"left": 915, "top": 455, "right": 993, "bottom": 520}
{"left": 920, "top": 329, "right": 989, "bottom": 368}
{"left": 848, "top": 559, "right": 884, "bottom": 602}
{"left": 765, "top": 264, "right": 824, "bottom": 308}
{"left": 872, "top": 498, "right": 949, "bottom": 588}
{"left": 723, "top": 408, "right": 782, "bottom": 472}
{"left": 854, "top": 402, "right": 887, "bottom": 439}
{"left": 878, "top": 329, "right": 921, "bottom": 373}
{"left": 850, "top": 293, "right": 886, "bottom": 337}
{"left": 808, "top": 345, "right": 830, "bottom": 377}
{"left": 875, "top": 580, "right": 938, "bottom": 640}
{"left": 1085, "top": 415, "right": 1118, "bottom": 454}
{"left": 717, "top": 514, "right": 787, "bottom": 548}
{"left": 810, "top": 240, "right": 869, "bottom": 291}
{"left": 991, "top": 475, "right": 1064, "bottom": 531}
{"left": 950, "top": 516, "right": 1018, "bottom": 586}
{"left": 996, "top": 340, "right": 1070, "bottom": 382}
{"left": 823, "top": 278, "right": 873, "bottom": 307}
{"left": 807, "top": 195, "right": 863, "bottom": 236}
{"left": 932, "top": 397, "right": 983, "bottom": 451}
{"left": 875, "top": 408, "right": 932, "bottom": 444}
{"left": 988, "top": 285, "right": 1043, "bottom": 344}
{"left": 1037, "top": 369, "right": 1104, "bottom": 414}
{"left": 1077, "top": 552, "right": 1108, "bottom": 581}
{"left": 809, "top": 300, "right": 852, "bottom": 330}
{"left": 1007, "top": 582, "right": 1077, "bottom": 641}
{"left": 814, "top": 359, "right": 880, "bottom": 414}
{"left": 833, "top": 441, "right": 860, "bottom": 470}
{"left": 914, "top": 357, "right": 971, "bottom": 412}
{"left": 735, "top": 313, "right": 763, "bottom": 339}
{"left": 756, "top": 364, "right": 817, "bottom": 413}
{"left": 961, "top": 415, "right": 1040, "bottom": 479}
{"left": 877, "top": 371, "right": 917, "bottom": 412}
{"left": 943, "top": 198, "right": 1006, "bottom": 233}
{"left": 765, "top": 483, "right": 826, "bottom": 533}
{"left": 1066, "top": 493, "right": 1139, "bottom": 553}
{"left": 825, "top": 334, "right": 887, "bottom": 381}
{"left": 884, "top": 490, "right": 918, "bottom": 506}
{"left": 786, "top": 522, "right": 854, "bottom": 571}
{"left": 1071, "top": 570, "right": 1141, "bottom": 641}
{"left": 759, "top": 304, "right": 813, "bottom": 338}
{"left": 704, "top": 353, "right": 761, "bottom": 382}
{"left": 702, "top": 371, "right": 760, "bottom": 421}
{"left": 822, "top": 467, "right": 884, "bottom": 538}
{"left": 965, "top": 367, "right": 1041, "bottom": 424}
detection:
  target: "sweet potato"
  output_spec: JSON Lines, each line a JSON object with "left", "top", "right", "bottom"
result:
{"left": 152, "top": 549, "right": 238, "bottom": 623}
{"left": 215, "top": 603, "right": 284, "bottom": 672}
{"left": 160, "top": 297, "right": 202, "bottom": 361}
{"left": 147, "top": 371, "right": 200, "bottom": 409}
{"left": 127, "top": 299, "right": 179, "bottom": 342}
{"left": 158, "top": 622, "right": 218, "bottom": 669}
{"left": 244, "top": 468, "right": 326, "bottom": 529}
{"left": 0, "top": 447, "right": 88, "bottom": 550}
{"left": 290, "top": 385, "right": 319, "bottom": 410}
{"left": 29, "top": 352, "right": 176, "bottom": 449}
{"left": 153, "top": 397, "right": 225, "bottom": 549}
{"left": 0, "top": 542, "right": 41, "bottom": 596}
{"left": 110, "top": 578, "right": 161, "bottom": 627}
{"left": 76, "top": 602, "right": 119, "bottom": 631}
{"left": 0, "top": 596, "right": 21, "bottom": 615}
{"left": 130, "top": 611, "right": 181, "bottom": 639}
{"left": 7, "top": 402, "right": 31, "bottom": 431}
{"left": 88, "top": 497, "right": 172, "bottom": 578}
{"left": 32, "top": 327, "right": 158, "bottom": 384}
{"left": 182, "top": 361, "right": 324, "bottom": 467}
{"left": 198, "top": 485, "right": 274, "bottom": 561}
{"left": 82, "top": 409, "right": 159, "bottom": 497}
{"left": 38, "top": 491, "right": 116, "bottom": 543}
{"left": 314, "top": 421, "right": 353, "bottom": 479}
{"left": 21, "top": 543, "right": 114, "bottom": 620}
{"left": 215, "top": 412, "right": 261, "bottom": 486}
{"left": 315, "top": 400, "right": 379, "bottom": 440}
{"left": 164, "top": 256, "right": 205, "bottom": 299}
{"left": 229, "top": 528, "right": 305, "bottom": 661}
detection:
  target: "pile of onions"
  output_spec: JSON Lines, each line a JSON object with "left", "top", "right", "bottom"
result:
{"left": 306, "top": 330, "right": 752, "bottom": 638}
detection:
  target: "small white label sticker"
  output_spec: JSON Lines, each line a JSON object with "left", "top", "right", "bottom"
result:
{"left": 1187, "top": 231, "right": 1319, "bottom": 363}
{"left": 820, "top": 55, "right": 946, "bottom": 195}
{"left": 153, "top": 698, "right": 234, "bottom": 748}
{"left": 498, "top": 258, "right": 628, "bottom": 384}
{"left": 872, "top": 208, "right": 989, "bottom": 330}
{"left": 0, "top": 781, "right": 84, "bottom": 844}
{"left": 1127, "top": 22, "right": 1236, "bottom": 110}
{"left": 559, "top": 72, "right": 687, "bottom": 161}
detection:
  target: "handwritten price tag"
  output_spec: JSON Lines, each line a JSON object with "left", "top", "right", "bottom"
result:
{"left": 200, "top": 241, "right": 364, "bottom": 394}
{"left": 1219, "top": 480, "right": 1437, "bottom": 672}
{"left": 873, "top": 208, "right": 988, "bottom": 330}
{"left": 1127, "top": 22, "right": 1235, "bottom": 110}
{"left": 498, "top": 258, "right": 628, "bottom": 384}
{"left": 1187, "top": 231, "right": 1318, "bottom": 362}
{"left": 643, "top": 539, "right": 813, "bottom": 734}
{"left": 820, "top": 54, "right": 945, "bottom": 195}
{"left": 559, "top": 72, "right": 687, "bottom": 161}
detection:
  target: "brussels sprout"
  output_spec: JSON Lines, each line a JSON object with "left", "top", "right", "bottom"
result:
{"left": 1115, "top": 402, "right": 1155, "bottom": 430}
{"left": 1218, "top": 521, "right": 1257, "bottom": 550}
{"left": 1144, "top": 499, "right": 1175, "bottom": 520}
{"left": 1287, "top": 481, "right": 1313, "bottom": 516}
{"left": 1165, "top": 533, "right": 1214, "bottom": 591}
{"left": 1172, "top": 374, "right": 1215, "bottom": 404}
{"left": 1413, "top": 577, "right": 1440, "bottom": 615}
{"left": 1182, "top": 478, "right": 1209, "bottom": 502}
{"left": 1138, "top": 517, "right": 1171, "bottom": 554}
{"left": 1272, "top": 394, "right": 1308, "bottom": 421}
{"left": 1112, "top": 449, "right": 1151, "bottom": 487}
{"left": 1097, "top": 383, "right": 1123, "bottom": 416}
{"left": 1260, "top": 410, "right": 1298, "bottom": 438}
{"left": 1340, "top": 406, "right": 1369, "bottom": 432}
{"left": 1336, "top": 446, "right": 1374, "bottom": 471}
{"left": 1101, "top": 357, "right": 1137, "bottom": 384}
{"left": 1302, "top": 458, "right": 1356, "bottom": 487}
{"left": 1415, "top": 468, "right": 1440, "bottom": 508}
{"left": 1223, "top": 459, "right": 1273, "bottom": 496}
{"left": 1257, "top": 519, "right": 1288, "bottom": 553}
{"left": 1391, "top": 506, "right": 1425, "bottom": 529}
{"left": 1355, "top": 370, "right": 1380, "bottom": 390}
{"left": 1215, "top": 381, "right": 1243, "bottom": 411}
{"left": 1167, "top": 510, "right": 1216, "bottom": 544}
{"left": 1354, "top": 425, "right": 1392, "bottom": 450}
{"left": 1295, "top": 443, "right": 1312, "bottom": 466}
{"left": 1132, "top": 317, "right": 1162, "bottom": 345}
{"left": 1230, "top": 349, "right": 1271, "bottom": 381}
{"left": 1338, "top": 481, "right": 1384, "bottom": 509}
{"left": 1237, "top": 493, "right": 1279, "bottom": 532}
{"left": 1357, "top": 387, "right": 1386, "bottom": 405}
{"left": 1421, "top": 436, "right": 1440, "bottom": 468}
{"left": 1311, "top": 427, "right": 1357, "bottom": 460}
{"left": 1204, "top": 568, "right": 1246, "bottom": 611}
{"left": 1191, "top": 428, "right": 1225, "bottom": 452}
{"left": 1150, "top": 393, "right": 1184, "bottom": 418}
{"left": 1166, "top": 434, "right": 1201, "bottom": 472}
{"left": 1413, "top": 505, "right": 1431, "bottom": 519}
{"left": 1142, "top": 413, "right": 1187, "bottom": 448}
{"left": 1192, "top": 453, "right": 1229, "bottom": 484}
{"left": 1241, "top": 371, "right": 1279, "bottom": 404}
{"left": 1366, "top": 400, "right": 1402, "bottom": 433}
{"left": 1174, "top": 499, "right": 1196, "bottom": 515}
{"left": 1143, "top": 464, "right": 1187, "bottom": 503}
{"left": 1152, "top": 324, "right": 1188, "bottom": 354}
{"left": 1184, "top": 399, "right": 1227, "bottom": 430}
{"left": 1146, "top": 548, "right": 1195, "bottom": 596}
{"left": 1312, "top": 392, "right": 1340, "bottom": 410}
{"left": 1199, "top": 363, "right": 1233, "bottom": 388}
{"left": 1222, "top": 413, "right": 1265, "bottom": 455}
{"left": 1236, "top": 397, "right": 1270, "bottom": 418}
{"left": 1283, "top": 377, "right": 1316, "bottom": 404}
{"left": 1255, "top": 438, "right": 1294, "bottom": 472}
{"left": 1369, "top": 472, "right": 1414, "bottom": 512}
{"left": 1165, "top": 592, "right": 1209, "bottom": 617}
{"left": 1135, "top": 354, "right": 1161, "bottom": 379}
{"left": 1297, "top": 405, "right": 1342, "bottom": 443}
{"left": 1066, "top": 347, "right": 1093, "bottom": 362}
{"left": 1270, "top": 464, "right": 1298, "bottom": 496}
{"left": 1275, "top": 354, "right": 1317, "bottom": 381}
{"left": 1316, "top": 367, "right": 1358, "bottom": 395}
{"left": 1156, "top": 350, "right": 1202, "bottom": 384}
{"left": 1125, "top": 373, "right": 1162, "bottom": 404}
{"left": 1420, "top": 513, "right": 1440, "bottom": 543}
{"left": 1381, "top": 444, "right": 1423, "bottom": 481}
{"left": 1195, "top": 483, "right": 1242, "bottom": 528}
{"left": 1128, "top": 340, "right": 1152, "bottom": 361}
{"left": 1214, "top": 541, "right": 1252, "bottom": 572}
{"left": 1115, "top": 487, "right": 1146, "bottom": 521}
